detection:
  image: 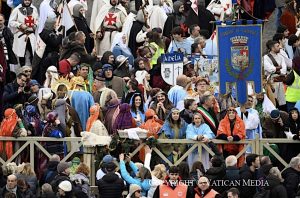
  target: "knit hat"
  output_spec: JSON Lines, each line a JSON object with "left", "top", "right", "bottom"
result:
{"left": 57, "top": 162, "right": 71, "bottom": 173}
{"left": 128, "top": 184, "right": 141, "bottom": 196}
{"left": 58, "top": 181, "right": 72, "bottom": 192}
{"left": 288, "top": 34, "right": 299, "bottom": 46}
{"left": 72, "top": 157, "right": 81, "bottom": 165}
{"left": 270, "top": 109, "right": 280, "bottom": 119}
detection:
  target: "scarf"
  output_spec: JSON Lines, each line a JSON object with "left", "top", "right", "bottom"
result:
{"left": 86, "top": 104, "right": 100, "bottom": 132}
{"left": 0, "top": 109, "right": 18, "bottom": 159}
{"left": 6, "top": 185, "right": 17, "bottom": 194}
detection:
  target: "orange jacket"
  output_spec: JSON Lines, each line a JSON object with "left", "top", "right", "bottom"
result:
{"left": 217, "top": 114, "right": 246, "bottom": 167}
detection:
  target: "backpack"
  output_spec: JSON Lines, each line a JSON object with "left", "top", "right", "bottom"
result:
{"left": 253, "top": 189, "right": 271, "bottom": 198}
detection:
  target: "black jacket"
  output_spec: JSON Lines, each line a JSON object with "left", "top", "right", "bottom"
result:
{"left": 0, "top": 186, "right": 25, "bottom": 198}
{"left": 97, "top": 172, "right": 124, "bottom": 198}
{"left": 282, "top": 167, "right": 300, "bottom": 198}
{"left": 39, "top": 192, "right": 57, "bottom": 198}
{"left": 265, "top": 175, "right": 288, "bottom": 198}
{"left": 239, "top": 165, "right": 257, "bottom": 198}
{"left": 205, "top": 166, "right": 226, "bottom": 194}
{"left": 3, "top": 81, "right": 29, "bottom": 110}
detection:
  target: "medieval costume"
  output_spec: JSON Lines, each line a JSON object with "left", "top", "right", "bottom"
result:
{"left": 67, "top": 4, "right": 94, "bottom": 53}
{"left": 150, "top": 91, "right": 174, "bottom": 121}
{"left": 128, "top": 10, "right": 148, "bottom": 58}
{"left": 148, "top": 0, "right": 167, "bottom": 32}
{"left": 112, "top": 33, "right": 134, "bottom": 66}
{"left": 68, "top": 76, "right": 95, "bottom": 131}
{"left": 112, "top": 103, "right": 136, "bottom": 133}
{"left": 157, "top": 108, "right": 187, "bottom": 164}
{"left": 32, "top": 18, "right": 62, "bottom": 84}
{"left": 37, "top": 0, "right": 57, "bottom": 34}
{"left": 93, "top": 0, "right": 127, "bottom": 56}
{"left": 185, "top": 5, "right": 215, "bottom": 38}
{"left": 163, "top": 1, "right": 187, "bottom": 38}
{"left": 103, "top": 64, "right": 126, "bottom": 98}
{"left": 8, "top": 0, "right": 38, "bottom": 66}
{"left": 23, "top": 105, "right": 44, "bottom": 136}
{"left": 0, "top": 109, "right": 26, "bottom": 161}
{"left": 104, "top": 98, "right": 120, "bottom": 135}
{"left": 37, "top": 88, "right": 55, "bottom": 120}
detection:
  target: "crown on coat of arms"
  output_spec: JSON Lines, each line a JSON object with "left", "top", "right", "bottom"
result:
{"left": 230, "top": 36, "right": 248, "bottom": 46}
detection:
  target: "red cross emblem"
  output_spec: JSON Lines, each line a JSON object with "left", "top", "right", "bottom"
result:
{"left": 105, "top": 13, "right": 117, "bottom": 26}
{"left": 25, "top": 16, "right": 34, "bottom": 28}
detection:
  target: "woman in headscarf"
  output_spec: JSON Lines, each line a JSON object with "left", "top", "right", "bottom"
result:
{"left": 86, "top": 103, "right": 108, "bottom": 136}
{"left": 135, "top": 70, "right": 151, "bottom": 102}
{"left": 104, "top": 98, "right": 121, "bottom": 135}
{"left": 157, "top": 108, "right": 188, "bottom": 164}
{"left": 23, "top": 105, "right": 44, "bottom": 136}
{"left": 286, "top": 108, "right": 300, "bottom": 162}
{"left": 130, "top": 93, "right": 147, "bottom": 127}
{"left": 150, "top": 90, "right": 174, "bottom": 121}
{"left": 112, "top": 103, "right": 136, "bottom": 133}
{"left": 67, "top": 4, "right": 94, "bottom": 53}
{"left": 0, "top": 109, "right": 26, "bottom": 160}
{"left": 216, "top": 107, "right": 246, "bottom": 167}
{"left": 44, "top": 66, "right": 59, "bottom": 89}
{"left": 111, "top": 32, "right": 134, "bottom": 66}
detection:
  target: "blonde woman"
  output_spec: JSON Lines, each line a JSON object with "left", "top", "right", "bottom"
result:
{"left": 16, "top": 163, "right": 37, "bottom": 194}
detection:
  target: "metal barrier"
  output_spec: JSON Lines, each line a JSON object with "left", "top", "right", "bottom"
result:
{"left": 0, "top": 136, "right": 299, "bottom": 186}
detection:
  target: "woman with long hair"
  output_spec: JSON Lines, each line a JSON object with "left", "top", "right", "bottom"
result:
{"left": 158, "top": 108, "right": 187, "bottom": 163}
{"left": 16, "top": 163, "right": 37, "bottom": 194}
{"left": 130, "top": 93, "right": 147, "bottom": 126}
{"left": 186, "top": 112, "right": 215, "bottom": 170}
{"left": 150, "top": 91, "right": 174, "bottom": 121}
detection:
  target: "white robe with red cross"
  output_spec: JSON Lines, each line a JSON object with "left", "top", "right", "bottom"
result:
{"left": 8, "top": 4, "right": 39, "bottom": 57}
{"left": 94, "top": 4, "right": 127, "bottom": 56}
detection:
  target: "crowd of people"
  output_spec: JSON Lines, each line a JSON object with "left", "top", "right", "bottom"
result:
{"left": 0, "top": 0, "right": 300, "bottom": 197}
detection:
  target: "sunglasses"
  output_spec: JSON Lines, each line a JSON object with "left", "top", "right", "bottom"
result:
{"left": 135, "top": 190, "right": 141, "bottom": 193}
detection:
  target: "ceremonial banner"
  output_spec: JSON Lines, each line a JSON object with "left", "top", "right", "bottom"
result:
{"left": 217, "top": 25, "right": 262, "bottom": 104}
{"left": 161, "top": 53, "right": 184, "bottom": 85}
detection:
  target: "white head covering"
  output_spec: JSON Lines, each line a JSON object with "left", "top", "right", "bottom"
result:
{"left": 111, "top": 32, "right": 132, "bottom": 55}
{"left": 44, "top": 66, "right": 59, "bottom": 88}
{"left": 135, "top": 70, "right": 148, "bottom": 84}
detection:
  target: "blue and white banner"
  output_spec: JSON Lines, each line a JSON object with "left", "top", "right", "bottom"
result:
{"left": 217, "top": 24, "right": 262, "bottom": 104}
{"left": 161, "top": 53, "right": 184, "bottom": 85}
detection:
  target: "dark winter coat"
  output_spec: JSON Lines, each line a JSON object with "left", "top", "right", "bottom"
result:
{"left": 265, "top": 175, "right": 288, "bottom": 198}
{"left": 97, "top": 172, "right": 125, "bottom": 198}
{"left": 3, "top": 81, "right": 29, "bottom": 110}
{"left": 2, "top": 26, "right": 18, "bottom": 64}
{"left": 282, "top": 167, "right": 300, "bottom": 198}
{"left": 239, "top": 165, "right": 258, "bottom": 198}
{"left": 40, "top": 161, "right": 59, "bottom": 185}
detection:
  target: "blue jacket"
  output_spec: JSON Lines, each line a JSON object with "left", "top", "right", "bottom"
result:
{"left": 120, "top": 161, "right": 151, "bottom": 196}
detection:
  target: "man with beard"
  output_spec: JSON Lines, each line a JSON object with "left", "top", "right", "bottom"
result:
{"left": 8, "top": 0, "right": 38, "bottom": 66}
{"left": 102, "top": 64, "right": 126, "bottom": 99}
{"left": 263, "top": 40, "right": 287, "bottom": 109}
{"left": 93, "top": 0, "right": 127, "bottom": 56}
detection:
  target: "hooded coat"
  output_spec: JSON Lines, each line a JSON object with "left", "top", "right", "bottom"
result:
{"left": 217, "top": 113, "right": 245, "bottom": 167}
{"left": 97, "top": 172, "right": 125, "bottom": 198}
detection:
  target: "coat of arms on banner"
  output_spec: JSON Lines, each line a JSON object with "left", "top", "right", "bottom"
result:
{"left": 217, "top": 25, "right": 262, "bottom": 104}
{"left": 161, "top": 53, "right": 184, "bottom": 85}
{"left": 231, "top": 36, "right": 249, "bottom": 71}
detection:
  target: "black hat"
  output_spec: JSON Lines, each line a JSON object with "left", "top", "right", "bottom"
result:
{"left": 92, "top": 61, "right": 103, "bottom": 72}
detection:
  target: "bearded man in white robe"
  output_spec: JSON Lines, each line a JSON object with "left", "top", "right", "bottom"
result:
{"left": 93, "top": 0, "right": 127, "bottom": 56}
